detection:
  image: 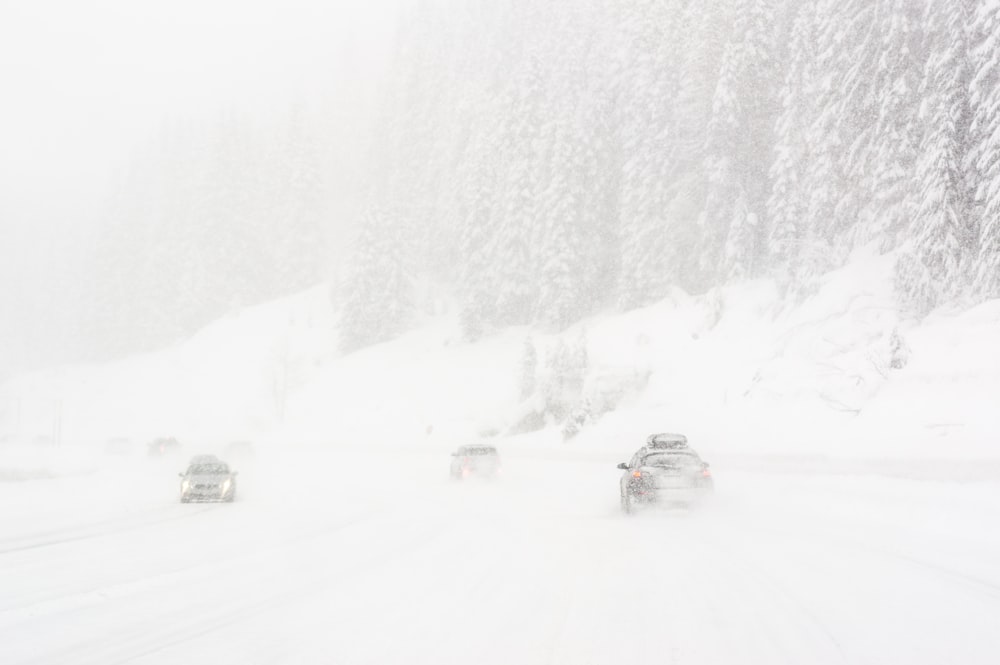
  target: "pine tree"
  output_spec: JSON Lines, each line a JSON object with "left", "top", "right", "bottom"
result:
{"left": 700, "top": 0, "right": 778, "bottom": 283}
{"left": 968, "top": 0, "right": 1000, "bottom": 299}
{"left": 537, "top": 122, "right": 587, "bottom": 328}
{"left": 519, "top": 336, "right": 537, "bottom": 400}
{"left": 492, "top": 52, "right": 546, "bottom": 326}
{"left": 338, "top": 209, "right": 414, "bottom": 352}
{"left": 895, "top": 0, "right": 974, "bottom": 315}
{"left": 766, "top": 2, "right": 818, "bottom": 290}
{"left": 269, "top": 106, "right": 328, "bottom": 294}
{"left": 855, "top": 0, "right": 923, "bottom": 252}
{"left": 664, "top": 0, "right": 730, "bottom": 293}
{"left": 456, "top": 126, "right": 501, "bottom": 340}
{"left": 794, "top": 0, "right": 858, "bottom": 296}
{"left": 616, "top": 0, "right": 686, "bottom": 308}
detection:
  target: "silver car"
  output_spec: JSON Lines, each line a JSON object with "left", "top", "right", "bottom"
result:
{"left": 179, "top": 457, "right": 238, "bottom": 503}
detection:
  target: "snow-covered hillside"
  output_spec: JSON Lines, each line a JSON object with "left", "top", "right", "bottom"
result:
{"left": 3, "top": 251, "right": 997, "bottom": 464}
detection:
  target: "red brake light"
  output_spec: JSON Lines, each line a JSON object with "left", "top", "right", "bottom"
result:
{"left": 702, "top": 468, "right": 712, "bottom": 478}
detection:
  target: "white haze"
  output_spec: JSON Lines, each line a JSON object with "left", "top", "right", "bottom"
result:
{"left": 1, "top": 1, "right": 999, "bottom": 664}
{"left": 0, "top": 0, "right": 403, "bottom": 377}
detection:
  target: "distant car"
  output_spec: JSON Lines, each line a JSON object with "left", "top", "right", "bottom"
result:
{"left": 148, "top": 437, "right": 181, "bottom": 457}
{"left": 618, "top": 433, "right": 713, "bottom": 513}
{"left": 450, "top": 445, "right": 501, "bottom": 479}
{"left": 178, "top": 457, "right": 237, "bottom": 503}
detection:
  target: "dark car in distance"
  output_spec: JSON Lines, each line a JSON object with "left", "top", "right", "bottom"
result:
{"left": 179, "top": 456, "right": 237, "bottom": 503}
{"left": 148, "top": 437, "right": 181, "bottom": 457}
{"left": 618, "top": 433, "right": 713, "bottom": 513}
{"left": 450, "top": 445, "right": 501, "bottom": 480}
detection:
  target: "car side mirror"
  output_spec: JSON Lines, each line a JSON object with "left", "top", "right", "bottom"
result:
{"left": 616, "top": 463, "right": 629, "bottom": 470}
{"left": 232, "top": 471, "right": 239, "bottom": 476}
{"left": 451, "top": 452, "right": 458, "bottom": 456}
{"left": 177, "top": 473, "right": 184, "bottom": 478}
{"left": 701, "top": 462, "right": 710, "bottom": 469}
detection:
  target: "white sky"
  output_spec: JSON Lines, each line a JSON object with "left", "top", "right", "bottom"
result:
{"left": 0, "top": 0, "right": 408, "bottom": 376}
{"left": 0, "top": 0, "right": 403, "bottom": 237}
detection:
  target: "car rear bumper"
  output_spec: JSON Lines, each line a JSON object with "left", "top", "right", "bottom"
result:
{"left": 181, "top": 491, "right": 233, "bottom": 502}
{"left": 630, "top": 486, "right": 709, "bottom": 505}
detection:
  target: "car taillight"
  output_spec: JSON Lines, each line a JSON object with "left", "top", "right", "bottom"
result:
{"left": 632, "top": 470, "right": 642, "bottom": 478}
{"left": 702, "top": 468, "right": 712, "bottom": 478}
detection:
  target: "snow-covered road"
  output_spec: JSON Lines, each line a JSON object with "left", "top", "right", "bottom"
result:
{"left": 2, "top": 444, "right": 999, "bottom": 665}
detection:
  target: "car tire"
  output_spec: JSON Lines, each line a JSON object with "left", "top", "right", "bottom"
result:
{"left": 180, "top": 496, "right": 190, "bottom": 504}
{"left": 621, "top": 493, "right": 633, "bottom": 515}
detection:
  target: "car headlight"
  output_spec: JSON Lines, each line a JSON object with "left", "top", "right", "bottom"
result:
{"left": 181, "top": 479, "right": 190, "bottom": 492}
{"left": 221, "top": 479, "right": 231, "bottom": 493}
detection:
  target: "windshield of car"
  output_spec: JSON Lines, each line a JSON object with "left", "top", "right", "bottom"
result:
{"left": 188, "top": 464, "right": 229, "bottom": 475}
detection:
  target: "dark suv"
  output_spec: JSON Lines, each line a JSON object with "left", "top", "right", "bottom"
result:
{"left": 617, "top": 433, "right": 713, "bottom": 513}
{"left": 179, "top": 456, "right": 237, "bottom": 503}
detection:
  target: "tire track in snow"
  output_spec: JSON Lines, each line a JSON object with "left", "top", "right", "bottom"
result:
{"left": 0, "top": 505, "right": 215, "bottom": 555}
{"left": 689, "top": 530, "right": 853, "bottom": 665}
{"left": 14, "top": 514, "right": 456, "bottom": 665}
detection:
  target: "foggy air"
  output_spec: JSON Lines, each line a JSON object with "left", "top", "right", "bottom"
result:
{"left": 1, "top": 1, "right": 999, "bottom": 664}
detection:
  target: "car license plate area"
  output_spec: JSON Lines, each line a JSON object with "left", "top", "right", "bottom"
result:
{"left": 653, "top": 476, "right": 693, "bottom": 490}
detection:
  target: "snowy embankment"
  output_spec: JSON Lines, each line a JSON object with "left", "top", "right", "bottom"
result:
{"left": 1, "top": 249, "right": 998, "bottom": 468}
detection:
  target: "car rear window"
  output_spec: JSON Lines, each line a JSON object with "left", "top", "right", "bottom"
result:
{"left": 641, "top": 453, "right": 698, "bottom": 467}
{"left": 461, "top": 447, "right": 497, "bottom": 456}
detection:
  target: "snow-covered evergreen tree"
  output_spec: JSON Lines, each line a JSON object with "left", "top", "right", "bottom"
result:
{"left": 519, "top": 336, "right": 537, "bottom": 400}
{"left": 968, "top": 0, "right": 1000, "bottom": 300}
{"left": 895, "top": 0, "right": 974, "bottom": 315}
{"left": 492, "top": 52, "right": 546, "bottom": 327}
{"left": 852, "top": 0, "right": 923, "bottom": 252}
{"left": 616, "top": 0, "right": 685, "bottom": 308}
{"left": 268, "top": 106, "right": 328, "bottom": 294}
{"left": 766, "top": 2, "right": 818, "bottom": 290}
{"left": 338, "top": 209, "right": 414, "bottom": 352}
{"left": 700, "top": 0, "right": 778, "bottom": 283}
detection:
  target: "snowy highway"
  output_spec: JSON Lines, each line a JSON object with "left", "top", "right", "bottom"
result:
{"left": 2, "top": 444, "right": 999, "bottom": 665}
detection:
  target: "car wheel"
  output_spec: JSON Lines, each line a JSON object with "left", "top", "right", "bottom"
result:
{"left": 180, "top": 496, "right": 190, "bottom": 504}
{"left": 225, "top": 493, "right": 235, "bottom": 503}
{"left": 621, "top": 493, "right": 633, "bottom": 515}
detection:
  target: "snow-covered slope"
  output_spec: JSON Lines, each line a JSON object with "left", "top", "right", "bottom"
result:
{"left": 2, "top": 251, "right": 997, "bottom": 462}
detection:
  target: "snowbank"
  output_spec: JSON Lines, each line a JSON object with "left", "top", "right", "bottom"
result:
{"left": 2, "top": 253, "right": 997, "bottom": 462}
